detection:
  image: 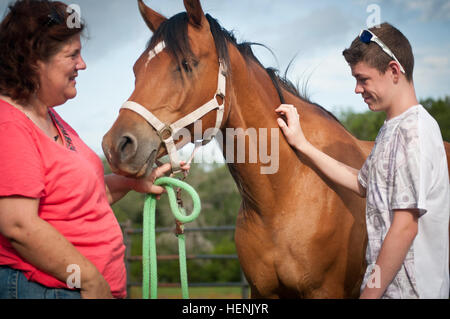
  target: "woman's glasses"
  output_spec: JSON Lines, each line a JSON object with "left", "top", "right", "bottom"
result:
{"left": 45, "top": 5, "right": 65, "bottom": 27}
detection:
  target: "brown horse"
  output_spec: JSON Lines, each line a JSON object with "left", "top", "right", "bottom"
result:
{"left": 102, "top": 0, "right": 450, "bottom": 298}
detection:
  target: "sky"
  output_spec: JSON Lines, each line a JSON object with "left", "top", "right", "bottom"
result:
{"left": 1, "top": 0, "right": 449, "bottom": 158}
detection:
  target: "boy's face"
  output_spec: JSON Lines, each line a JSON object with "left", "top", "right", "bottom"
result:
{"left": 351, "top": 61, "right": 395, "bottom": 112}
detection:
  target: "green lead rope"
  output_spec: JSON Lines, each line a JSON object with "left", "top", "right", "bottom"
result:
{"left": 142, "top": 177, "right": 201, "bottom": 299}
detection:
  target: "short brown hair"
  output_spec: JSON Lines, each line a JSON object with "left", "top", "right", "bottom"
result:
{"left": 343, "top": 22, "right": 414, "bottom": 82}
{"left": 0, "top": 0, "right": 85, "bottom": 103}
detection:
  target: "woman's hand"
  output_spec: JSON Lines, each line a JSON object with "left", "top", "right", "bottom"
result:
{"left": 132, "top": 162, "right": 190, "bottom": 196}
{"left": 275, "top": 104, "right": 309, "bottom": 151}
{"left": 105, "top": 162, "right": 191, "bottom": 204}
{"left": 80, "top": 270, "right": 113, "bottom": 299}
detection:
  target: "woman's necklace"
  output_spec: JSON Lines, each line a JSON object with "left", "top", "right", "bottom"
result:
{"left": 1, "top": 96, "right": 61, "bottom": 144}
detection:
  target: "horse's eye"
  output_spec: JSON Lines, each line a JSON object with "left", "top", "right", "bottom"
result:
{"left": 176, "top": 59, "right": 198, "bottom": 73}
{"left": 182, "top": 60, "right": 192, "bottom": 73}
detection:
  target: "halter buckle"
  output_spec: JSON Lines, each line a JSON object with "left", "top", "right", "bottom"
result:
{"left": 157, "top": 125, "right": 173, "bottom": 142}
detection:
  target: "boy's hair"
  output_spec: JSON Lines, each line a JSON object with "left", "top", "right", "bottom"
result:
{"left": 343, "top": 22, "right": 414, "bottom": 82}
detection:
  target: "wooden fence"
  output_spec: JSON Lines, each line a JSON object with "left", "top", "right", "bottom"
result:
{"left": 120, "top": 220, "right": 250, "bottom": 298}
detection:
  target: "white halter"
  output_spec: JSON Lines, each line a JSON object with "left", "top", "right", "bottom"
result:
{"left": 120, "top": 41, "right": 226, "bottom": 174}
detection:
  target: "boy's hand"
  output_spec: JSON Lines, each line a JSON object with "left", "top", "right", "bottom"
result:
{"left": 275, "top": 104, "right": 309, "bottom": 151}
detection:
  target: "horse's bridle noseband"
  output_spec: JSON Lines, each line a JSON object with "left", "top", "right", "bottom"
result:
{"left": 120, "top": 41, "right": 227, "bottom": 174}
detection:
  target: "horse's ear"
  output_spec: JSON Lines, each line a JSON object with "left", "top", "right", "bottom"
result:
{"left": 138, "top": 0, "right": 167, "bottom": 32}
{"left": 183, "top": 0, "right": 206, "bottom": 28}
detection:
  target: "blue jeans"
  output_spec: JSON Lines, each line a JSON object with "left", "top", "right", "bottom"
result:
{"left": 0, "top": 266, "right": 81, "bottom": 299}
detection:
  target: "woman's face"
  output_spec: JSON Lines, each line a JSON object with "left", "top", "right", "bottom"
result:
{"left": 37, "top": 34, "right": 86, "bottom": 107}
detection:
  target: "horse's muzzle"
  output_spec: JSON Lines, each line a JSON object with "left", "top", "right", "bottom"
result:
{"left": 102, "top": 125, "right": 160, "bottom": 178}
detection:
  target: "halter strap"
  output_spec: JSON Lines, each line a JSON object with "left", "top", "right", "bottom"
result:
{"left": 120, "top": 41, "right": 227, "bottom": 174}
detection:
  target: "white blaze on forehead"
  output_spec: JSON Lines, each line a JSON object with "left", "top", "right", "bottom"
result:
{"left": 145, "top": 41, "right": 166, "bottom": 68}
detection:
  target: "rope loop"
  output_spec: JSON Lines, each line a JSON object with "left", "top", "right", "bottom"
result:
{"left": 154, "top": 177, "right": 201, "bottom": 223}
{"left": 142, "top": 177, "right": 201, "bottom": 299}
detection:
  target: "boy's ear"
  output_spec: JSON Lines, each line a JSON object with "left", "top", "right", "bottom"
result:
{"left": 388, "top": 61, "right": 401, "bottom": 83}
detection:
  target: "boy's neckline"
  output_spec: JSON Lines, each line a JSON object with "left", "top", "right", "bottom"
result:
{"left": 385, "top": 104, "right": 420, "bottom": 124}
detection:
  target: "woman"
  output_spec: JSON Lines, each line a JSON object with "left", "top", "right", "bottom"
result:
{"left": 0, "top": 0, "right": 185, "bottom": 299}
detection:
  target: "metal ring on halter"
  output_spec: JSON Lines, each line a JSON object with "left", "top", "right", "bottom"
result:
{"left": 157, "top": 125, "right": 173, "bottom": 142}
{"left": 215, "top": 92, "right": 225, "bottom": 104}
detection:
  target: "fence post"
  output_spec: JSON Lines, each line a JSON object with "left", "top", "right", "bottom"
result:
{"left": 241, "top": 268, "right": 249, "bottom": 299}
{"left": 123, "top": 219, "right": 132, "bottom": 298}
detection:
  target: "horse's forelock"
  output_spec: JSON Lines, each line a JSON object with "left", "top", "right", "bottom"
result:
{"left": 147, "top": 12, "right": 195, "bottom": 65}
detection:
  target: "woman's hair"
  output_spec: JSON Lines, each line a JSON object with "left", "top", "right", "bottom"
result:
{"left": 342, "top": 22, "right": 414, "bottom": 82}
{"left": 0, "top": 0, "right": 85, "bottom": 103}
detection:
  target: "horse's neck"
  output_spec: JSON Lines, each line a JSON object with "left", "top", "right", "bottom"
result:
{"left": 221, "top": 57, "right": 304, "bottom": 212}
{"left": 225, "top": 53, "right": 346, "bottom": 146}
{"left": 222, "top": 55, "right": 361, "bottom": 213}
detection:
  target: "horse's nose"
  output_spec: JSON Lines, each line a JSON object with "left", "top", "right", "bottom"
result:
{"left": 103, "top": 125, "right": 160, "bottom": 177}
{"left": 115, "top": 133, "right": 138, "bottom": 163}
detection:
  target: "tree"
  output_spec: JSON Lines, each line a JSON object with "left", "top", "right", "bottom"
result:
{"left": 420, "top": 96, "right": 450, "bottom": 142}
{"left": 338, "top": 96, "right": 450, "bottom": 142}
{"left": 338, "top": 108, "right": 385, "bottom": 141}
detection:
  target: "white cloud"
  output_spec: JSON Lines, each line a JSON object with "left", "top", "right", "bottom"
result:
{"left": 403, "top": 0, "right": 450, "bottom": 22}
{"left": 364, "top": 0, "right": 450, "bottom": 22}
{"left": 422, "top": 56, "right": 449, "bottom": 69}
{"left": 288, "top": 49, "right": 368, "bottom": 113}
{"left": 412, "top": 43, "right": 450, "bottom": 100}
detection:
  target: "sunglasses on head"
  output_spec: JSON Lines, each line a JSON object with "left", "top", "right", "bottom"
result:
{"left": 45, "top": 5, "right": 65, "bottom": 27}
{"left": 359, "top": 29, "right": 406, "bottom": 74}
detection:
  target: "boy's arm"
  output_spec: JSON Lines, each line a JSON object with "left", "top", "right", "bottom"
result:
{"left": 359, "top": 209, "right": 419, "bottom": 299}
{"left": 300, "top": 143, "right": 366, "bottom": 197}
{"left": 275, "top": 104, "right": 366, "bottom": 197}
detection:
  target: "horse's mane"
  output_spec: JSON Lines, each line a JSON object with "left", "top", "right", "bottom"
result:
{"left": 147, "top": 12, "right": 342, "bottom": 125}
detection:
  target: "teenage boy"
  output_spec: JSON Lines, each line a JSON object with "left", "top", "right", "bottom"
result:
{"left": 276, "top": 22, "right": 449, "bottom": 299}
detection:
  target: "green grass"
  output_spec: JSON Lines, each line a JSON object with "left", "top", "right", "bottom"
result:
{"left": 128, "top": 286, "right": 250, "bottom": 299}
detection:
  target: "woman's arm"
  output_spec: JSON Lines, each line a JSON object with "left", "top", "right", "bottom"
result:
{"left": 0, "top": 196, "right": 112, "bottom": 298}
{"left": 275, "top": 104, "right": 366, "bottom": 197}
{"left": 104, "top": 174, "right": 140, "bottom": 205}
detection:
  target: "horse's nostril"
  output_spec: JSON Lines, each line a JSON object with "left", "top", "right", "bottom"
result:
{"left": 116, "top": 134, "right": 138, "bottom": 162}
{"left": 119, "top": 136, "right": 131, "bottom": 152}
